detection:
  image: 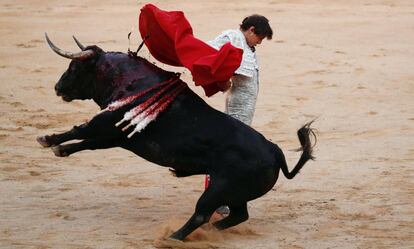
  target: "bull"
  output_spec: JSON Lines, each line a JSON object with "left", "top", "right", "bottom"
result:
{"left": 37, "top": 34, "right": 316, "bottom": 241}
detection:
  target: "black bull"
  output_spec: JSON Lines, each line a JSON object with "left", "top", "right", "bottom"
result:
{"left": 38, "top": 35, "right": 316, "bottom": 240}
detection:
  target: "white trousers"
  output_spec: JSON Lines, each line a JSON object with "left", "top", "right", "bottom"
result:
{"left": 225, "top": 70, "right": 259, "bottom": 126}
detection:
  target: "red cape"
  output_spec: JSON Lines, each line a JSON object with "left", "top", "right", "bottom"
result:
{"left": 139, "top": 4, "right": 243, "bottom": 97}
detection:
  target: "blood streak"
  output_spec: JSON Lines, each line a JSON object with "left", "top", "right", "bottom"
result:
{"left": 99, "top": 75, "right": 186, "bottom": 137}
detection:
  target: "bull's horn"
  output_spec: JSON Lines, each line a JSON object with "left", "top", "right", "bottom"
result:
{"left": 72, "top": 35, "right": 85, "bottom": 50}
{"left": 45, "top": 33, "right": 95, "bottom": 60}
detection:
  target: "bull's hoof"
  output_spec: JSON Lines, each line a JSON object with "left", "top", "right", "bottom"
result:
{"left": 36, "top": 136, "right": 52, "bottom": 148}
{"left": 168, "top": 168, "right": 191, "bottom": 177}
{"left": 169, "top": 232, "right": 184, "bottom": 241}
{"left": 169, "top": 168, "right": 179, "bottom": 177}
{"left": 51, "top": 146, "right": 68, "bottom": 157}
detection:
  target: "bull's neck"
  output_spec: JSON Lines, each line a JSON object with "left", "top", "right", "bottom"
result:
{"left": 90, "top": 54, "right": 175, "bottom": 109}
{"left": 91, "top": 55, "right": 127, "bottom": 109}
{"left": 91, "top": 75, "right": 118, "bottom": 109}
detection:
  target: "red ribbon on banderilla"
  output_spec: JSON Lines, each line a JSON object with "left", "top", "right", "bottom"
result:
{"left": 97, "top": 74, "right": 186, "bottom": 138}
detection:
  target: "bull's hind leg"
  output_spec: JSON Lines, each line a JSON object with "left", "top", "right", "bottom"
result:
{"left": 170, "top": 185, "right": 224, "bottom": 240}
{"left": 213, "top": 202, "right": 249, "bottom": 230}
{"left": 37, "top": 111, "right": 119, "bottom": 147}
{"left": 52, "top": 138, "right": 118, "bottom": 157}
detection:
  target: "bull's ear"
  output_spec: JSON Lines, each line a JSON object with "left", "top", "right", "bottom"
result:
{"left": 72, "top": 35, "right": 106, "bottom": 56}
{"left": 83, "top": 45, "right": 104, "bottom": 54}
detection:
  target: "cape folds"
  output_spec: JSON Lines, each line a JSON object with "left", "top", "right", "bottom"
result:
{"left": 139, "top": 4, "right": 243, "bottom": 97}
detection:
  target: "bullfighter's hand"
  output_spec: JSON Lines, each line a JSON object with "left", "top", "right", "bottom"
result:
{"left": 217, "top": 80, "right": 232, "bottom": 92}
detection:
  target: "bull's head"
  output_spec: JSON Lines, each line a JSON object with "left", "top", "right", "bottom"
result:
{"left": 45, "top": 33, "right": 100, "bottom": 102}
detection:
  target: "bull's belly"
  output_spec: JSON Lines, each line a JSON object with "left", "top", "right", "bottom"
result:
{"left": 120, "top": 138, "right": 211, "bottom": 168}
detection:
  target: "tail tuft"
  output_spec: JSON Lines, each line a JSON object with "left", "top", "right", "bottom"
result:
{"left": 279, "top": 121, "right": 317, "bottom": 179}
{"left": 296, "top": 120, "right": 317, "bottom": 160}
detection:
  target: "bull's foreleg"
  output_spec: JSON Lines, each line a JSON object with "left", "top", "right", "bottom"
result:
{"left": 51, "top": 138, "right": 118, "bottom": 157}
{"left": 213, "top": 203, "right": 249, "bottom": 230}
{"left": 170, "top": 186, "right": 223, "bottom": 240}
{"left": 37, "top": 111, "right": 119, "bottom": 147}
{"left": 37, "top": 123, "right": 90, "bottom": 147}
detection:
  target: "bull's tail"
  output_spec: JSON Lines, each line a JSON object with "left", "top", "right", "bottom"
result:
{"left": 278, "top": 121, "right": 316, "bottom": 179}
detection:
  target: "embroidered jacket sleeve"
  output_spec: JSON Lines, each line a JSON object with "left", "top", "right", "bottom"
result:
{"left": 208, "top": 29, "right": 258, "bottom": 78}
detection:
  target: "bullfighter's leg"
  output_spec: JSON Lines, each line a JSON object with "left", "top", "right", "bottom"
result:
{"left": 213, "top": 202, "right": 249, "bottom": 230}
{"left": 170, "top": 185, "right": 224, "bottom": 240}
{"left": 37, "top": 112, "right": 120, "bottom": 147}
{"left": 51, "top": 138, "right": 118, "bottom": 157}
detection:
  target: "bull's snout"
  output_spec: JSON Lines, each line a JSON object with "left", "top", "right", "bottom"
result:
{"left": 54, "top": 82, "right": 72, "bottom": 101}
{"left": 55, "top": 84, "right": 62, "bottom": 96}
{"left": 54, "top": 83, "right": 73, "bottom": 102}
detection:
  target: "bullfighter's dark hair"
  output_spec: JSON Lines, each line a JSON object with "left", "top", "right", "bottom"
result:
{"left": 240, "top": 14, "right": 273, "bottom": 40}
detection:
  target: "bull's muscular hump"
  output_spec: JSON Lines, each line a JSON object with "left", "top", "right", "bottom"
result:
{"left": 39, "top": 35, "right": 316, "bottom": 240}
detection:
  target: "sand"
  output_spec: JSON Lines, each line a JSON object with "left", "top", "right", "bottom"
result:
{"left": 0, "top": 0, "right": 413, "bottom": 248}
